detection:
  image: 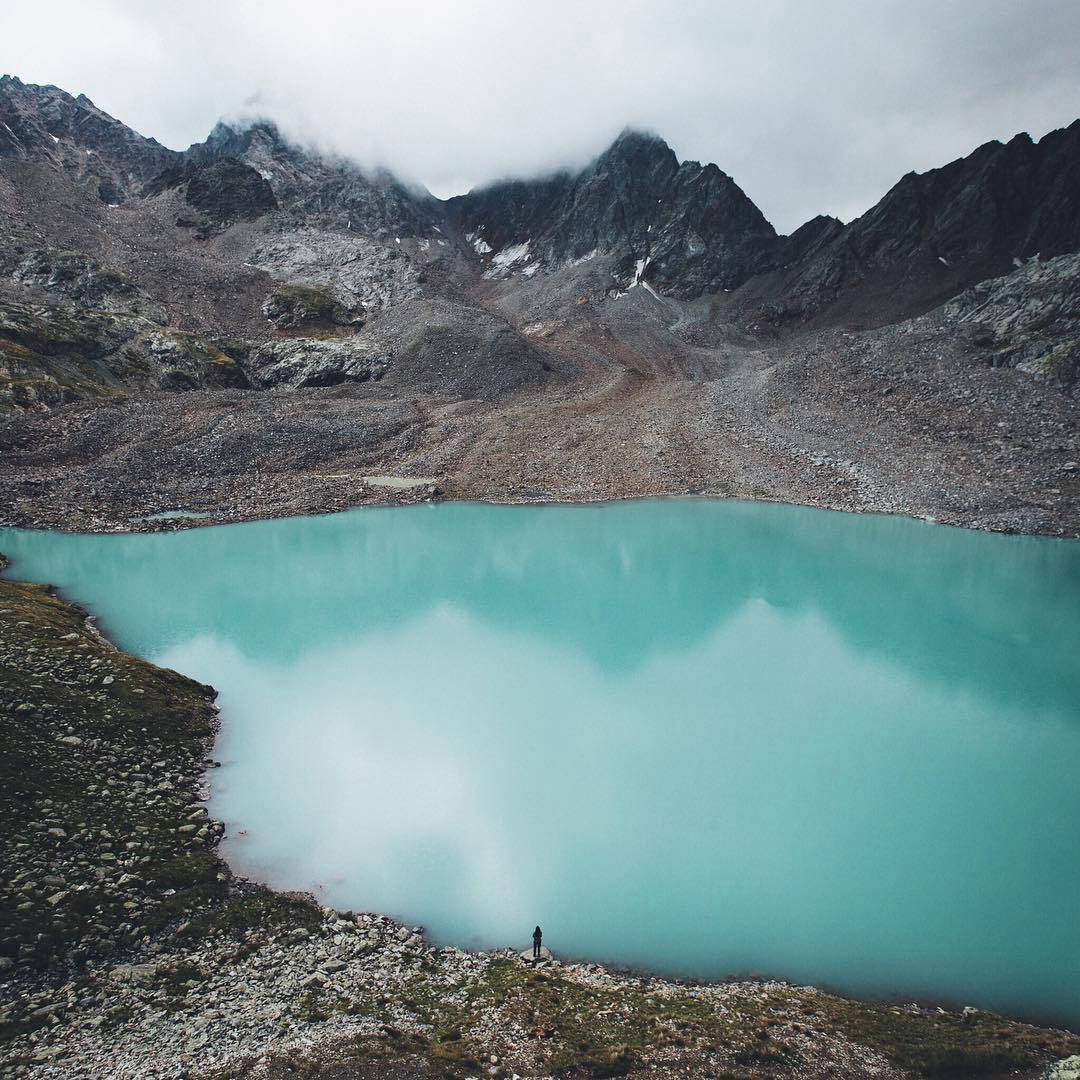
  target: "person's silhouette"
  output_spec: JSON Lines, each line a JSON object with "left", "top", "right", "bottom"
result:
{"left": 532, "top": 925, "right": 542, "bottom": 959}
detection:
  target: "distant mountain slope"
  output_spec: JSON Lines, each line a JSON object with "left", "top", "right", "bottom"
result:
{"left": 743, "top": 120, "right": 1080, "bottom": 327}
{"left": 1, "top": 78, "right": 1078, "bottom": 540}
{"left": 4, "top": 73, "right": 1079, "bottom": 328}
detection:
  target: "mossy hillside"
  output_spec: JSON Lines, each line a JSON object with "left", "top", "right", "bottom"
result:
{"left": 0, "top": 570, "right": 320, "bottom": 1047}
{"left": 0, "top": 573, "right": 218, "bottom": 968}
{"left": 0, "top": 299, "right": 251, "bottom": 407}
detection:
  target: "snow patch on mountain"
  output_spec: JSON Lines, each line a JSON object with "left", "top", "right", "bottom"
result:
{"left": 483, "top": 240, "right": 534, "bottom": 279}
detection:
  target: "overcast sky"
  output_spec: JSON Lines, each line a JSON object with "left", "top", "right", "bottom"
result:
{"left": 4, "top": 0, "right": 1080, "bottom": 232}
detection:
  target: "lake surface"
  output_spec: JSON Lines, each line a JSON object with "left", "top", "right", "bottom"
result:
{"left": 3, "top": 500, "right": 1079, "bottom": 1025}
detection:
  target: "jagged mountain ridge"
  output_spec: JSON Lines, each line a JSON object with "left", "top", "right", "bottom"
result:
{"left": 749, "top": 120, "right": 1080, "bottom": 326}
{"left": 447, "top": 129, "right": 780, "bottom": 298}
{"left": 3, "top": 73, "right": 1080, "bottom": 329}
{"left": 0, "top": 75, "right": 179, "bottom": 204}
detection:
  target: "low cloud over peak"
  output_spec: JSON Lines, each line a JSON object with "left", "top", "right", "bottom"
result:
{"left": 4, "top": 0, "right": 1080, "bottom": 233}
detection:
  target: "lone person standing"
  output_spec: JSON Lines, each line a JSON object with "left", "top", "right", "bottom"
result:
{"left": 532, "top": 925, "right": 543, "bottom": 959}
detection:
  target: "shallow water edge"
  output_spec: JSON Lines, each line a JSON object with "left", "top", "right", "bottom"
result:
{"left": 5, "top": 486, "right": 1080, "bottom": 540}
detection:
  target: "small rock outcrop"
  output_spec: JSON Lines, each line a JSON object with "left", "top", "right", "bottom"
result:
{"left": 12, "top": 248, "right": 163, "bottom": 319}
{"left": 943, "top": 251, "right": 1080, "bottom": 385}
{"left": 248, "top": 335, "right": 390, "bottom": 388}
{"left": 145, "top": 157, "right": 278, "bottom": 230}
{"left": 144, "top": 330, "right": 251, "bottom": 391}
{"left": 0, "top": 300, "right": 249, "bottom": 408}
{"left": 261, "top": 283, "right": 362, "bottom": 331}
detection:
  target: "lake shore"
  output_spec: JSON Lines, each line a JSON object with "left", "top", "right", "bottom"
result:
{"left": 2, "top": 321, "right": 1079, "bottom": 544}
{"left": 1, "top": 478, "right": 1077, "bottom": 543}
{"left": 2, "top": 562, "right": 1080, "bottom": 1079}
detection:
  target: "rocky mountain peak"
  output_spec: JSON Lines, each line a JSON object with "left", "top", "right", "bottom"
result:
{"left": 191, "top": 119, "right": 289, "bottom": 162}
{"left": 0, "top": 75, "right": 178, "bottom": 201}
{"left": 597, "top": 127, "right": 679, "bottom": 172}
{"left": 184, "top": 116, "right": 439, "bottom": 237}
{"left": 449, "top": 128, "right": 778, "bottom": 296}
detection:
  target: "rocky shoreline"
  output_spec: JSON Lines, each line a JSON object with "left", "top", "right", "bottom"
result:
{"left": 2, "top": 559, "right": 1080, "bottom": 1079}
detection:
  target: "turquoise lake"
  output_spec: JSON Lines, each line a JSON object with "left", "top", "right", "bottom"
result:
{"left": 2, "top": 499, "right": 1079, "bottom": 1024}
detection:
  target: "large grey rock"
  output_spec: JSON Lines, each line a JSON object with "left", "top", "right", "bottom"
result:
{"left": 1044, "top": 1056, "right": 1080, "bottom": 1080}
{"left": 942, "top": 251, "right": 1080, "bottom": 384}
{"left": 519, "top": 946, "right": 554, "bottom": 964}
{"left": 249, "top": 335, "right": 391, "bottom": 388}
{"left": 261, "top": 284, "right": 362, "bottom": 330}
{"left": 109, "top": 963, "right": 158, "bottom": 987}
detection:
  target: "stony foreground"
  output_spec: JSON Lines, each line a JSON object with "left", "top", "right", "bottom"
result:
{"left": 2, "top": 567, "right": 1080, "bottom": 1079}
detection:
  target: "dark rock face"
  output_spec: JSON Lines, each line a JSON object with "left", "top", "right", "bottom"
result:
{"left": 261, "top": 284, "right": 362, "bottom": 331}
{"left": 187, "top": 159, "right": 276, "bottom": 221}
{"left": 188, "top": 120, "right": 441, "bottom": 237}
{"left": 752, "top": 121, "right": 1080, "bottom": 327}
{"left": 943, "top": 251, "right": 1080, "bottom": 386}
{"left": 0, "top": 75, "right": 178, "bottom": 201}
{"left": 145, "top": 158, "right": 277, "bottom": 226}
{"left": 449, "top": 130, "right": 779, "bottom": 296}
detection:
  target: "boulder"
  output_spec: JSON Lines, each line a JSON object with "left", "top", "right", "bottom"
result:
{"left": 109, "top": 963, "right": 158, "bottom": 987}
{"left": 249, "top": 335, "right": 390, "bottom": 388}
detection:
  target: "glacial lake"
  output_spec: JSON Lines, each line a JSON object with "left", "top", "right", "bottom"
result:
{"left": 2, "top": 500, "right": 1079, "bottom": 1025}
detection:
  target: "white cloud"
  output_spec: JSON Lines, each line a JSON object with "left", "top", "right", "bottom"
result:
{"left": 3, "top": 0, "right": 1079, "bottom": 232}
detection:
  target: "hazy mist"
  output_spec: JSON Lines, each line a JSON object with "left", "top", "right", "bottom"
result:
{"left": 4, "top": 0, "right": 1080, "bottom": 232}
